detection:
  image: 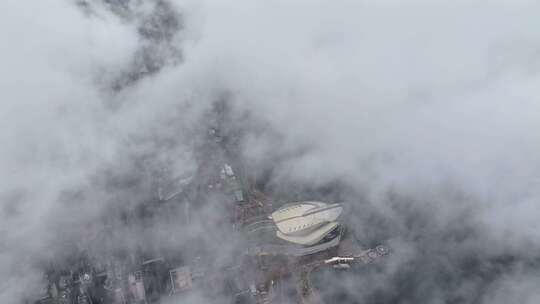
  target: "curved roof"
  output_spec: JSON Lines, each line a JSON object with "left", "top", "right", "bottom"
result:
{"left": 271, "top": 201, "right": 327, "bottom": 223}
{"left": 277, "top": 221, "right": 339, "bottom": 246}
{"left": 270, "top": 201, "right": 343, "bottom": 245}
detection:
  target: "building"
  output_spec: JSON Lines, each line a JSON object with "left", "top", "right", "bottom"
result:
{"left": 127, "top": 271, "right": 145, "bottom": 303}
{"left": 270, "top": 202, "right": 343, "bottom": 246}
{"left": 244, "top": 202, "right": 344, "bottom": 258}
{"left": 169, "top": 266, "right": 193, "bottom": 294}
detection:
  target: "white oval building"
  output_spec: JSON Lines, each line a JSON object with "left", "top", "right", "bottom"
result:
{"left": 269, "top": 201, "right": 343, "bottom": 246}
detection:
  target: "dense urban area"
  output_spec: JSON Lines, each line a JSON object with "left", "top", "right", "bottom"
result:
{"left": 32, "top": 101, "right": 389, "bottom": 304}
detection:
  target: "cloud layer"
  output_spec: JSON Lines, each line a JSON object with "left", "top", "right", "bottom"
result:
{"left": 1, "top": 0, "right": 540, "bottom": 303}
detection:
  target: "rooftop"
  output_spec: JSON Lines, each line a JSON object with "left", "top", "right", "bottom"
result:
{"left": 270, "top": 202, "right": 343, "bottom": 246}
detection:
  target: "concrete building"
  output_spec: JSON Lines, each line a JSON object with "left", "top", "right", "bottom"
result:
{"left": 169, "top": 266, "right": 193, "bottom": 294}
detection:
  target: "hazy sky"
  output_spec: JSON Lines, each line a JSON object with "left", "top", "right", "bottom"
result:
{"left": 1, "top": 0, "right": 540, "bottom": 303}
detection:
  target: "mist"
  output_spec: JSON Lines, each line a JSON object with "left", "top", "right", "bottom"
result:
{"left": 1, "top": 0, "right": 540, "bottom": 303}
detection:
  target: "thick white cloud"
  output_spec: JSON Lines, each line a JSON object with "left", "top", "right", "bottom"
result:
{"left": 0, "top": 1, "right": 139, "bottom": 301}
{"left": 176, "top": 0, "right": 540, "bottom": 242}
{"left": 170, "top": 1, "right": 540, "bottom": 302}
{"left": 1, "top": 0, "right": 540, "bottom": 302}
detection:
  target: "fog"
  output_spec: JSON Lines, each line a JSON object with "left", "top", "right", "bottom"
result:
{"left": 1, "top": 0, "right": 540, "bottom": 303}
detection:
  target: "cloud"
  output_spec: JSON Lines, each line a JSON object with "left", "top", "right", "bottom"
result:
{"left": 2, "top": 0, "right": 540, "bottom": 303}
{"left": 167, "top": 0, "right": 540, "bottom": 302}
{"left": 0, "top": 0, "right": 192, "bottom": 302}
